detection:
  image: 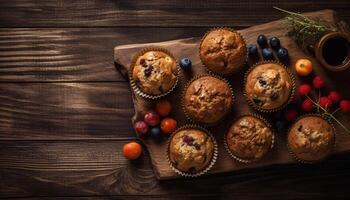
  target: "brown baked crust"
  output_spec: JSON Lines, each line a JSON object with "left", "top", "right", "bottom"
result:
{"left": 288, "top": 116, "right": 335, "bottom": 162}
{"left": 169, "top": 128, "right": 214, "bottom": 173}
{"left": 132, "top": 50, "right": 177, "bottom": 95}
{"left": 245, "top": 63, "right": 293, "bottom": 110}
{"left": 184, "top": 76, "right": 233, "bottom": 124}
{"left": 226, "top": 115, "right": 273, "bottom": 161}
{"left": 199, "top": 29, "right": 247, "bottom": 75}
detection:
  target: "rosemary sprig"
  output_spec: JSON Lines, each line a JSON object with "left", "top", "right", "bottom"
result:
{"left": 274, "top": 6, "right": 338, "bottom": 49}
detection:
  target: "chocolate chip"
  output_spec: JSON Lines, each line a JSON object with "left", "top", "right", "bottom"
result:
{"left": 193, "top": 143, "right": 201, "bottom": 150}
{"left": 270, "top": 92, "right": 279, "bottom": 101}
{"left": 140, "top": 58, "right": 146, "bottom": 67}
{"left": 298, "top": 125, "right": 303, "bottom": 132}
{"left": 144, "top": 65, "right": 153, "bottom": 76}
{"left": 223, "top": 60, "right": 228, "bottom": 67}
{"left": 259, "top": 79, "right": 267, "bottom": 87}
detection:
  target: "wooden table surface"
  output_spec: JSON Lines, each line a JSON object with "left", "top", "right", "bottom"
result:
{"left": 1, "top": 1, "right": 350, "bottom": 199}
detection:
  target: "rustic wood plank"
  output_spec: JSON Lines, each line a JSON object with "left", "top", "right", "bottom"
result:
{"left": 1, "top": 140, "right": 350, "bottom": 198}
{"left": 0, "top": 82, "right": 136, "bottom": 140}
{"left": 0, "top": 28, "right": 206, "bottom": 82}
{"left": 114, "top": 9, "right": 350, "bottom": 180}
{"left": 0, "top": 0, "right": 349, "bottom": 27}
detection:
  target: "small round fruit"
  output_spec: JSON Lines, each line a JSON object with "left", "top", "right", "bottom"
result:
{"left": 319, "top": 97, "right": 333, "bottom": 109}
{"left": 285, "top": 109, "right": 298, "bottom": 122}
{"left": 144, "top": 111, "right": 160, "bottom": 126}
{"left": 298, "top": 84, "right": 311, "bottom": 96}
{"left": 269, "top": 37, "right": 281, "bottom": 50}
{"left": 295, "top": 59, "right": 313, "bottom": 76}
{"left": 313, "top": 76, "right": 326, "bottom": 89}
{"left": 262, "top": 48, "right": 274, "bottom": 60}
{"left": 248, "top": 44, "right": 258, "bottom": 58}
{"left": 134, "top": 121, "right": 148, "bottom": 137}
{"left": 123, "top": 142, "right": 142, "bottom": 160}
{"left": 155, "top": 100, "right": 172, "bottom": 116}
{"left": 160, "top": 118, "right": 177, "bottom": 134}
{"left": 180, "top": 58, "right": 192, "bottom": 71}
{"left": 150, "top": 127, "right": 162, "bottom": 139}
{"left": 301, "top": 99, "right": 314, "bottom": 112}
{"left": 277, "top": 47, "right": 289, "bottom": 61}
{"left": 340, "top": 100, "right": 350, "bottom": 112}
{"left": 257, "top": 34, "right": 268, "bottom": 48}
{"left": 328, "top": 91, "right": 341, "bottom": 103}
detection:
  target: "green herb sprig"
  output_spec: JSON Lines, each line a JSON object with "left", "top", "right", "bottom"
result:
{"left": 274, "top": 6, "right": 338, "bottom": 49}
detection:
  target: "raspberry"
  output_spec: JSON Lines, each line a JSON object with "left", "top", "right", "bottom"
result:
{"left": 298, "top": 84, "right": 311, "bottom": 96}
{"left": 328, "top": 91, "right": 341, "bottom": 103}
{"left": 301, "top": 99, "right": 314, "bottom": 112}
{"left": 312, "top": 76, "right": 325, "bottom": 89}
{"left": 285, "top": 109, "right": 298, "bottom": 121}
{"left": 340, "top": 100, "right": 350, "bottom": 112}
{"left": 319, "top": 97, "right": 333, "bottom": 109}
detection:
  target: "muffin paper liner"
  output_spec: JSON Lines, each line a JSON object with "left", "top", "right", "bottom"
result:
{"left": 166, "top": 124, "right": 218, "bottom": 178}
{"left": 286, "top": 113, "right": 337, "bottom": 164}
{"left": 243, "top": 60, "right": 296, "bottom": 113}
{"left": 223, "top": 113, "right": 275, "bottom": 164}
{"left": 129, "top": 47, "right": 180, "bottom": 99}
{"left": 181, "top": 73, "right": 235, "bottom": 127}
{"left": 199, "top": 27, "right": 248, "bottom": 76}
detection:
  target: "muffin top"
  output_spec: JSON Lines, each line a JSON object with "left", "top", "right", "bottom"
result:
{"left": 184, "top": 76, "right": 233, "bottom": 124}
{"left": 288, "top": 116, "right": 335, "bottom": 162}
{"left": 169, "top": 128, "right": 215, "bottom": 174}
{"left": 245, "top": 62, "right": 293, "bottom": 110}
{"left": 200, "top": 29, "right": 247, "bottom": 75}
{"left": 132, "top": 50, "right": 178, "bottom": 95}
{"left": 226, "top": 115, "right": 273, "bottom": 162}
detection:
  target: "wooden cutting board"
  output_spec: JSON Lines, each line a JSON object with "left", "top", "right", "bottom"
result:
{"left": 114, "top": 10, "right": 350, "bottom": 180}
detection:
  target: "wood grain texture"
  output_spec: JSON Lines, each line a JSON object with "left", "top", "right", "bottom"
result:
{"left": 0, "top": 0, "right": 349, "bottom": 27}
{"left": 1, "top": 140, "right": 350, "bottom": 199}
{"left": 0, "top": 82, "right": 135, "bottom": 140}
{"left": 0, "top": 28, "right": 205, "bottom": 82}
{"left": 114, "top": 10, "right": 350, "bottom": 180}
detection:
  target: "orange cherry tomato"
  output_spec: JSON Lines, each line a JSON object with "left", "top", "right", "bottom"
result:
{"left": 295, "top": 58, "right": 313, "bottom": 76}
{"left": 160, "top": 118, "right": 177, "bottom": 134}
{"left": 155, "top": 100, "right": 172, "bottom": 116}
{"left": 123, "top": 142, "right": 142, "bottom": 160}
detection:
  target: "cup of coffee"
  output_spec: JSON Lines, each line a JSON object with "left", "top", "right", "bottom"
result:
{"left": 314, "top": 32, "right": 350, "bottom": 71}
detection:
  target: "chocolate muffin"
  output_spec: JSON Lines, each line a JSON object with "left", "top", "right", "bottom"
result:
{"left": 287, "top": 115, "right": 335, "bottom": 162}
{"left": 200, "top": 28, "right": 247, "bottom": 75}
{"left": 131, "top": 50, "right": 178, "bottom": 96}
{"left": 168, "top": 128, "right": 215, "bottom": 174}
{"left": 226, "top": 115, "right": 274, "bottom": 162}
{"left": 183, "top": 75, "right": 233, "bottom": 125}
{"left": 245, "top": 62, "right": 294, "bottom": 111}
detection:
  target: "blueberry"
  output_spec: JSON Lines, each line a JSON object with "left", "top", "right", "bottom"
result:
{"left": 257, "top": 34, "right": 268, "bottom": 48}
{"left": 150, "top": 127, "right": 162, "bottom": 139}
{"left": 277, "top": 47, "right": 289, "bottom": 61}
{"left": 262, "top": 48, "right": 274, "bottom": 60}
{"left": 269, "top": 37, "right": 281, "bottom": 50}
{"left": 180, "top": 58, "right": 192, "bottom": 71}
{"left": 247, "top": 44, "right": 258, "bottom": 58}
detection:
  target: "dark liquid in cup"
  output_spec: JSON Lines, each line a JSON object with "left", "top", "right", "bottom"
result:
{"left": 322, "top": 36, "right": 350, "bottom": 66}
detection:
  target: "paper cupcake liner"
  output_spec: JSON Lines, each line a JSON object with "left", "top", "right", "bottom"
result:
{"left": 199, "top": 27, "right": 248, "bottom": 76}
{"left": 243, "top": 60, "right": 296, "bottom": 113}
{"left": 129, "top": 47, "right": 180, "bottom": 99}
{"left": 166, "top": 124, "right": 218, "bottom": 178}
{"left": 286, "top": 113, "right": 337, "bottom": 164}
{"left": 223, "top": 113, "right": 275, "bottom": 164}
{"left": 181, "top": 73, "right": 235, "bottom": 127}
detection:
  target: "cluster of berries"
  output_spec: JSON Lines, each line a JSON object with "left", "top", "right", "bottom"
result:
{"left": 274, "top": 75, "right": 350, "bottom": 133}
{"left": 248, "top": 35, "right": 289, "bottom": 62}
{"left": 134, "top": 100, "right": 177, "bottom": 140}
